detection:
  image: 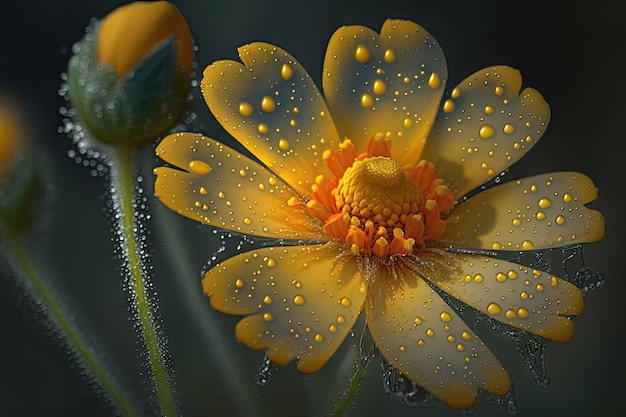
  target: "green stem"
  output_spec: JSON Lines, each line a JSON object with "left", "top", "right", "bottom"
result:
{"left": 112, "top": 145, "right": 178, "bottom": 417}
{"left": 327, "top": 352, "right": 369, "bottom": 417}
{"left": 7, "top": 239, "right": 139, "bottom": 416}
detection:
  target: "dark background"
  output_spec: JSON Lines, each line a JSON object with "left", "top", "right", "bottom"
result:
{"left": 1, "top": 1, "right": 624, "bottom": 416}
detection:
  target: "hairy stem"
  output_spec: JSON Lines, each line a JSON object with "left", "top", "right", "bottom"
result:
{"left": 112, "top": 145, "right": 178, "bottom": 417}
{"left": 5, "top": 238, "right": 139, "bottom": 416}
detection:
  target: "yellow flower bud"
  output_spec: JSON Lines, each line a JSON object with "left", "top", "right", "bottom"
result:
{"left": 97, "top": 1, "right": 193, "bottom": 80}
{"left": 0, "top": 100, "right": 22, "bottom": 177}
{"left": 0, "top": 95, "right": 43, "bottom": 237}
{"left": 67, "top": 1, "right": 195, "bottom": 148}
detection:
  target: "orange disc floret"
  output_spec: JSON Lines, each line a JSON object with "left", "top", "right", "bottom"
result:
{"left": 299, "top": 134, "right": 455, "bottom": 257}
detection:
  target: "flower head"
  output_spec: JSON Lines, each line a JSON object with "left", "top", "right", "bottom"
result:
{"left": 154, "top": 19, "right": 605, "bottom": 408}
{"left": 67, "top": 1, "right": 194, "bottom": 148}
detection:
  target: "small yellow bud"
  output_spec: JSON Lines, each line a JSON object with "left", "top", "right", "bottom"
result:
{"left": 0, "top": 100, "right": 22, "bottom": 177}
{"left": 97, "top": 1, "right": 193, "bottom": 80}
{"left": 67, "top": 1, "right": 195, "bottom": 148}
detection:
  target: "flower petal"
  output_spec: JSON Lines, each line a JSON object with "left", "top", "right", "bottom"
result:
{"left": 201, "top": 43, "right": 341, "bottom": 196}
{"left": 367, "top": 265, "right": 510, "bottom": 409}
{"left": 323, "top": 19, "right": 447, "bottom": 166}
{"left": 422, "top": 66, "right": 550, "bottom": 198}
{"left": 441, "top": 172, "right": 605, "bottom": 251}
{"left": 202, "top": 243, "right": 366, "bottom": 372}
{"left": 432, "top": 253, "right": 584, "bottom": 342}
{"left": 154, "top": 132, "right": 322, "bottom": 240}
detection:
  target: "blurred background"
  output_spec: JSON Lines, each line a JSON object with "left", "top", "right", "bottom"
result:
{"left": 1, "top": 0, "right": 624, "bottom": 416}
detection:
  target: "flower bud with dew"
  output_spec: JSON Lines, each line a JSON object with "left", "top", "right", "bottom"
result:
{"left": 67, "top": 1, "right": 194, "bottom": 149}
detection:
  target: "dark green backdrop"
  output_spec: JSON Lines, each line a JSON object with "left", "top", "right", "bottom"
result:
{"left": 1, "top": 1, "right": 623, "bottom": 416}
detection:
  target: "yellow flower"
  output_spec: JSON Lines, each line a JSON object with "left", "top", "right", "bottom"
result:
{"left": 67, "top": 1, "right": 194, "bottom": 148}
{"left": 153, "top": 19, "right": 605, "bottom": 408}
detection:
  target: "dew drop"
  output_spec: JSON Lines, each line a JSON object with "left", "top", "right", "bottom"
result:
{"left": 360, "top": 93, "right": 373, "bottom": 108}
{"left": 314, "top": 333, "right": 324, "bottom": 343}
{"left": 281, "top": 63, "right": 293, "bottom": 80}
{"left": 484, "top": 105, "right": 495, "bottom": 114}
{"left": 373, "top": 79, "right": 387, "bottom": 95}
{"left": 384, "top": 49, "right": 396, "bottom": 63}
{"left": 243, "top": 217, "right": 252, "bottom": 225}
{"left": 503, "top": 123, "right": 515, "bottom": 134}
{"left": 255, "top": 353, "right": 276, "bottom": 386}
{"left": 442, "top": 99, "right": 454, "bottom": 113}
{"left": 355, "top": 45, "right": 371, "bottom": 63}
{"left": 479, "top": 124, "right": 495, "bottom": 139}
{"left": 538, "top": 197, "right": 551, "bottom": 209}
{"left": 427, "top": 72, "right": 440, "bottom": 89}
{"left": 278, "top": 138, "right": 289, "bottom": 150}
{"left": 521, "top": 240, "right": 534, "bottom": 250}
{"left": 235, "top": 278, "right": 244, "bottom": 288}
{"left": 562, "top": 193, "right": 573, "bottom": 203}
{"left": 239, "top": 102, "right": 253, "bottom": 117}
{"left": 258, "top": 123, "right": 269, "bottom": 134}
{"left": 487, "top": 302, "right": 501, "bottom": 315}
{"left": 439, "top": 311, "right": 452, "bottom": 322}
{"left": 340, "top": 297, "right": 351, "bottom": 307}
{"left": 263, "top": 312, "right": 274, "bottom": 321}
{"left": 293, "top": 294, "right": 305, "bottom": 305}
{"left": 495, "top": 85, "right": 504, "bottom": 96}
{"left": 261, "top": 96, "right": 276, "bottom": 112}
{"left": 188, "top": 160, "right": 212, "bottom": 175}
{"left": 517, "top": 307, "right": 529, "bottom": 318}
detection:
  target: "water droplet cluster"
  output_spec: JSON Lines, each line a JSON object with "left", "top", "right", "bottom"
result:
{"left": 203, "top": 243, "right": 365, "bottom": 373}
{"left": 424, "top": 66, "right": 551, "bottom": 198}
{"left": 444, "top": 172, "right": 605, "bottom": 251}
{"left": 323, "top": 19, "right": 447, "bottom": 163}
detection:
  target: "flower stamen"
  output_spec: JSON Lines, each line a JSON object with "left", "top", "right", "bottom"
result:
{"left": 300, "top": 135, "right": 455, "bottom": 257}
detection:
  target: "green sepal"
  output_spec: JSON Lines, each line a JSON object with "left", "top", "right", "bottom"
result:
{"left": 0, "top": 153, "right": 45, "bottom": 239}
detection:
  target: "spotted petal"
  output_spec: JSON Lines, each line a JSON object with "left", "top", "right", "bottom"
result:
{"left": 441, "top": 172, "right": 605, "bottom": 251}
{"left": 422, "top": 66, "right": 550, "bottom": 198}
{"left": 323, "top": 19, "right": 447, "bottom": 166}
{"left": 203, "top": 243, "right": 366, "bottom": 372}
{"left": 367, "top": 264, "right": 510, "bottom": 408}
{"left": 432, "top": 253, "right": 584, "bottom": 342}
{"left": 154, "top": 132, "right": 323, "bottom": 240}
{"left": 201, "top": 43, "right": 341, "bottom": 196}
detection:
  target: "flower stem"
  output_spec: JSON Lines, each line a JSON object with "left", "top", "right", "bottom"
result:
{"left": 327, "top": 351, "right": 369, "bottom": 417}
{"left": 112, "top": 145, "right": 178, "bottom": 417}
{"left": 5, "top": 238, "right": 139, "bottom": 416}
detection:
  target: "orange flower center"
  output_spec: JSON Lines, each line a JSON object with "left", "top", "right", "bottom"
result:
{"left": 290, "top": 134, "right": 455, "bottom": 258}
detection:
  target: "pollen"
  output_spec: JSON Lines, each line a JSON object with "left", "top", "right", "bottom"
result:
{"left": 335, "top": 156, "right": 422, "bottom": 231}
{"left": 296, "top": 135, "right": 455, "bottom": 258}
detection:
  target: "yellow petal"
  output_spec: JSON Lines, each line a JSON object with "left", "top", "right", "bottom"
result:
{"left": 201, "top": 43, "right": 340, "bottom": 196}
{"left": 323, "top": 19, "right": 447, "bottom": 166}
{"left": 422, "top": 66, "right": 550, "bottom": 198}
{"left": 154, "top": 132, "right": 323, "bottom": 240}
{"left": 97, "top": 1, "right": 193, "bottom": 79}
{"left": 367, "top": 266, "right": 510, "bottom": 409}
{"left": 432, "top": 254, "right": 584, "bottom": 342}
{"left": 203, "top": 243, "right": 366, "bottom": 372}
{"left": 441, "top": 172, "right": 605, "bottom": 251}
